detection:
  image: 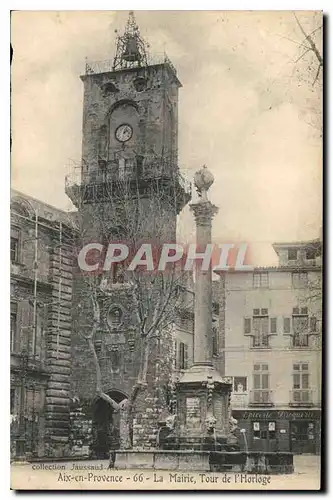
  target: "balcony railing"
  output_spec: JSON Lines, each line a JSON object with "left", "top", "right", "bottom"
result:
{"left": 251, "top": 336, "right": 270, "bottom": 349}
{"left": 291, "top": 334, "right": 309, "bottom": 348}
{"left": 230, "top": 392, "right": 248, "bottom": 408}
{"left": 289, "top": 389, "right": 313, "bottom": 407}
{"left": 249, "top": 390, "right": 274, "bottom": 406}
{"left": 65, "top": 160, "right": 192, "bottom": 207}
{"left": 84, "top": 52, "right": 177, "bottom": 76}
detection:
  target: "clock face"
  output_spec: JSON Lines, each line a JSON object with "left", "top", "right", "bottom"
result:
{"left": 115, "top": 124, "right": 133, "bottom": 143}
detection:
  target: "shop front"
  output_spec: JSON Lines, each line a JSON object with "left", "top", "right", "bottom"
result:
{"left": 233, "top": 409, "right": 321, "bottom": 455}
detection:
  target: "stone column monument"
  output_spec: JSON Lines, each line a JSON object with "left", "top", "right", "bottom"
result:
{"left": 175, "top": 165, "right": 233, "bottom": 450}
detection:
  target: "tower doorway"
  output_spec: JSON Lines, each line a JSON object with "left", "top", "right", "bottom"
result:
{"left": 91, "top": 390, "right": 127, "bottom": 459}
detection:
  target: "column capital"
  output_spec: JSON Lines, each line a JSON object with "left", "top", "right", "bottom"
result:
{"left": 190, "top": 201, "right": 219, "bottom": 226}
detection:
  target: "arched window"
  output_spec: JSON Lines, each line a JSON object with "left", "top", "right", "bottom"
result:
{"left": 108, "top": 100, "right": 139, "bottom": 154}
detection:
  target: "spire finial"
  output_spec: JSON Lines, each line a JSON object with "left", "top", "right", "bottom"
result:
{"left": 113, "top": 10, "right": 149, "bottom": 70}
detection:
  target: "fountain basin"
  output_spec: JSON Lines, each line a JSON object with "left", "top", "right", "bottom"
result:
{"left": 113, "top": 450, "right": 294, "bottom": 474}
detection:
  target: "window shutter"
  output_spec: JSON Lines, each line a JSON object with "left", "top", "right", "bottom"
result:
{"left": 302, "top": 373, "right": 309, "bottom": 389}
{"left": 179, "top": 342, "right": 185, "bottom": 369}
{"left": 283, "top": 317, "right": 291, "bottom": 334}
{"left": 262, "top": 373, "right": 269, "bottom": 389}
{"left": 253, "top": 373, "right": 261, "bottom": 389}
{"left": 174, "top": 341, "right": 178, "bottom": 369}
{"left": 270, "top": 317, "right": 277, "bottom": 334}
{"left": 310, "top": 316, "right": 318, "bottom": 333}
{"left": 184, "top": 344, "right": 189, "bottom": 369}
{"left": 293, "top": 373, "right": 300, "bottom": 389}
{"left": 244, "top": 317, "right": 252, "bottom": 335}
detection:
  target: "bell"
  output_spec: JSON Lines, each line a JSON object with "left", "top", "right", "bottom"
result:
{"left": 122, "top": 35, "right": 140, "bottom": 63}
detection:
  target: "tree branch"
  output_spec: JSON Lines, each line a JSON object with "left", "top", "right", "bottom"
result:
{"left": 294, "top": 12, "right": 323, "bottom": 65}
{"left": 83, "top": 293, "right": 120, "bottom": 411}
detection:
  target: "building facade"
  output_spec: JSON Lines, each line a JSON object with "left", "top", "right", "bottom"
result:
{"left": 221, "top": 239, "right": 322, "bottom": 454}
{"left": 10, "top": 190, "right": 74, "bottom": 458}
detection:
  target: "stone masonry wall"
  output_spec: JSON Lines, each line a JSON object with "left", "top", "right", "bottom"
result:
{"left": 69, "top": 401, "right": 93, "bottom": 457}
{"left": 44, "top": 236, "right": 73, "bottom": 457}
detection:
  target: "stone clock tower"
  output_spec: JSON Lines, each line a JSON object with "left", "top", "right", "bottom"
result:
{"left": 66, "top": 12, "right": 191, "bottom": 456}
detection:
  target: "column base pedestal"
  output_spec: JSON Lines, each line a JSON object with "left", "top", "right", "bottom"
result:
{"left": 171, "top": 364, "right": 234, "bottom": 452}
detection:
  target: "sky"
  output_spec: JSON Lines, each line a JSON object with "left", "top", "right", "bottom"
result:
{"left": 11, "top": 10, "right": 323, "bottom": 265}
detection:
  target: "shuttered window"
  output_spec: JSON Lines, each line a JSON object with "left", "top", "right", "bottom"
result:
{"left": 253, "top": 364, "right": 269, "bottom": 389}
{"left": 244, "top": 318, "right": 251, "bottom": 334}
{"left": 179, "top": 342, "right": 189, "bottom": 370}
{"left": 310, "top": 317, "right": 318, "bottom": 333}
{"left": 270, "top": 317, "right": 277, "bottom": 334}
{"left": 284, "top": 317, "right": 291, "bottom": 334}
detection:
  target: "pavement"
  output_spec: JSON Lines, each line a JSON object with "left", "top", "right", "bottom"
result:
{"left": 294, "top": 454, "right": 321, "bottom": 474}
{"left": 10, "top": 454, "right": 322, "bottom": 491}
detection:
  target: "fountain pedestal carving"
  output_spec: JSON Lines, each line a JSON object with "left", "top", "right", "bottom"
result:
{"left": 173, "top": 369, "right": 232, "bottom": 451}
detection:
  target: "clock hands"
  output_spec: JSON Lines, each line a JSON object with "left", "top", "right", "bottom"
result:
{"left": 116, "top": 124, "right": 133, "bottom": 142}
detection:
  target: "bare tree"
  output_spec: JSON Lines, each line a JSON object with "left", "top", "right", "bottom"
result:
{"left": 291, "top": 239, "right": 322, "bottom": 346}
{"left": 293, "top": 12, "right": 323, "bottom": 87}
{"left": 288, "top": 12, "right": 323, "bottom": 134}
{"left": 67, "top": 160, "right": 192, "bottom": 448}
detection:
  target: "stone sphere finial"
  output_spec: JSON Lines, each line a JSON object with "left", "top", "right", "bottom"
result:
{"left": 194, "top": 165, "right": 214, "bottom": 201}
